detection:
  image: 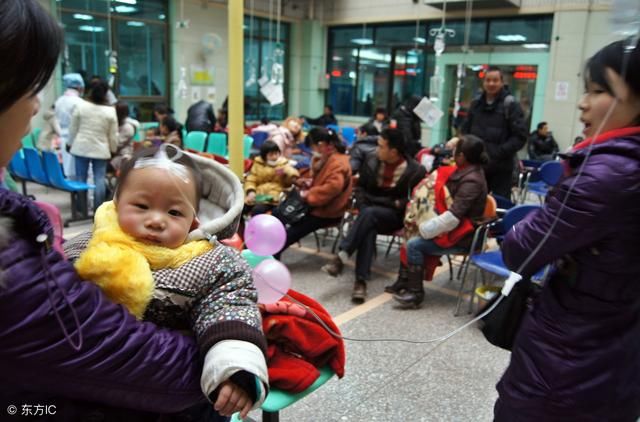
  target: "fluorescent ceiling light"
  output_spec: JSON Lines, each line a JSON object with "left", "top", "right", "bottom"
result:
{"left": 73, "top": 13, "right": 93, "bottom": 20}
{"left": 523, "top": 43, "right": 548, "bottom": 49}
{"left": 126, "top": 21, "right": 145, "bottom": 27}
{"left": 468, "top": 65, "right": 485, "bottom": 71}
{"left": 332, "top": 56, "right": 343, "bottom": 61}
{"left": 79, "top": 25, "right": 105, "bottom": 32}
{"left": 496, "top": 34, "right": 527, "bottom": 42}
{"left": 114, "top": 5, "right": 137, "bottom": 13}
{"left": 412, "top": 37, "right": 426, "bottom": 44}
{"left": 158, "top": 14, "right": 166, "bottom": 20}
{"left": 115, "top": 0, "right": 137, "bottom": 4}
{"left": 348, "top": 71, "right": 356, "bottom": 79}
{"left": 351, "top": 37, "right": 373, "bottom": 46}
{"left": 375, "top": 63, "right": 389, "bottom": 68}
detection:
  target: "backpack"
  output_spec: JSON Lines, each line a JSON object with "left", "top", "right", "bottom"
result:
{"left": 402, "top": 170, "right": 453, "bottom": 240}
{"left": 470, "top": 93, "right": 515, "bottom": 121}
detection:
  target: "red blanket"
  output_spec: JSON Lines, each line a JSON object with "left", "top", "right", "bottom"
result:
{"left": 260, "top": 290, "right": 346, "bottom": 393}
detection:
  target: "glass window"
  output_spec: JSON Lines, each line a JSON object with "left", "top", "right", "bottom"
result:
{"left": 58, "top": 1, "right": 169, "bottom": 113}
{"left": 61, "top": 13, "right": 110, "bottom": 78}
{"left": 59, "top": 0, "right": 167, "bottom": 22}
{"left": 489, "top": 16, "right": 552, "bottom": 45}
{"left": 116, "top": 20, "right": 166, "bottom": 97}
{"left": 328, "top": 16, "right": 551, "bottom": 117}
{"left": 244, "top": 16, "right": 289, "bottom": 121}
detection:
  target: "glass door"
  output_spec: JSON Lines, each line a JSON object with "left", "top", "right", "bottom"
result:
{"left": 389, "top": 48, "right": 427, "bottom": 111}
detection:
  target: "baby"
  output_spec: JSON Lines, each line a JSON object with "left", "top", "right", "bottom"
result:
{"left": 74, "top": 145, "right": 268, "bottom": 420}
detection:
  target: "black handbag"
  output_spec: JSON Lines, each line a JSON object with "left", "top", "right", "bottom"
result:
{"left": 272, "top": 188, "right": 309, "bottom": 227}
{"left": 477, "top": 277, "right": 540, "bottom": 351}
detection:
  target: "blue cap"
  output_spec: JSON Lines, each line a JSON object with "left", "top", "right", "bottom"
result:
{"left": 63, "top": 73, "right": 85, "bottom": 90}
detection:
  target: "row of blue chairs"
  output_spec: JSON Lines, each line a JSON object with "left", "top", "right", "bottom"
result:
{"left": 182, "top": 131, "right": 254, "bottom": 159}
{"left": 8, "top": 148, "right": 94, "bottom": 225}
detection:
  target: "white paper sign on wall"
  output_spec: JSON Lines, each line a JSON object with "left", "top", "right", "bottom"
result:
{"left": 555, "top": 81, "right": 569, "bottom": 101}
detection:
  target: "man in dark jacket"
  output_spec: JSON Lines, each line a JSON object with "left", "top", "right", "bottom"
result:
{"left": 322, "top": 128, "right": 426, "bottom": 303}
{"left": 527, "top": 121, "right": 559, "bottom": 161}
{"left": 390, "top": 95, "right": 423, "bottom": 158}
{"left": 185, "top": 100, "right": 216, "bottom": 133}
{"left": 302, "top": 105, "right": 338, "bottom": 127}
{"left": 461, "top": 66, "right": 527, "bottom": 198}
{"left": 349, "top": 124, "right": 380, "bottom": 174}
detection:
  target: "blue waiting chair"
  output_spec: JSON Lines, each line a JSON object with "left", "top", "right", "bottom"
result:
{"left": 42, "top": 151, "right": 94, "bottom": 225}
{"left": 23, "top": 148, "right": 50, "bottom": 186}
{"left": 8, "top": 150, "right": 30, "bottom": 195}
{"left": 341, "top": 127, "right": 357, "bottom": 147}
{"left": 326, "top": 124, "right": 339, "bottom": 133}
{"left": 521, "top": 161, "right": 563, "bottom": 204}
{"left": 206, "top": 132, "right": 228, "bottom": 156}
{"left": 243, "top": 135, "right": 253, "bottom": 159}
{"left": 455, "top": 204, "right": 544, "bottom": 315}
{"left": 184, "top": 131, "right": 207, "bottom": 152}
{"left": 251, "top": 131, "right": 270, "bottom": 149}
{"left": 231, "top": 366, "right": 335, "bottom": 422}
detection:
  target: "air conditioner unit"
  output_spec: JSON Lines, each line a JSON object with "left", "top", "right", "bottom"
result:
{"left": 424, "top": 0, "right": 521, "bottom": 10}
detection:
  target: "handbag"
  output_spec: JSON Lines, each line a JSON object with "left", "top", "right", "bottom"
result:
{"left": 272, "top": 188, "right": 309, "bottom": 227}
{"left": 477, "top": 277, "right": 540, "bottom": 351}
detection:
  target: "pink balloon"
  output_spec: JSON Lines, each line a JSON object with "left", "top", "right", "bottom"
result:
{"left": 244, "top": 214, "right": 287, "bottom": 256}
{"left": 252, "top": 259, "right": 291, "bottom": 304}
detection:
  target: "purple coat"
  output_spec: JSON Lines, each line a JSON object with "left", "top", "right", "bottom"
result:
{"left": 495, "top": 132, "right": 640, "bottom": 421}
{"left": 0, "top": 190, "right": 204, "bottom": 418}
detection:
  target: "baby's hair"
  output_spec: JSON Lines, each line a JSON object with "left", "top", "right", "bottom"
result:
{"left": 116, "top": 146, "right": 202, "bottom": 211}
{"left": 260, "top": 140, "right": 281, "bottom": 161}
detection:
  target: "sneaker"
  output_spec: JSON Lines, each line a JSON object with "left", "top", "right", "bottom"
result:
{"left": 351, "top": 280, "right": 367, "bottom": 303}
{"left": 321, "top": 255, "right": 344, "bottom": 277}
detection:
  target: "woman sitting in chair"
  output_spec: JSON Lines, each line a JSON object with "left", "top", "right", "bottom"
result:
{"left": 388, "top": 134, "right": 489, "bottom": 308}
{"left": 274, "top": 127, "right": 352, "bottom": 259}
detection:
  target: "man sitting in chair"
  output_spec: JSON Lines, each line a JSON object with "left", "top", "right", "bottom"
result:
{"left": 322, "top": 128, "right": 425, "bottom": 303}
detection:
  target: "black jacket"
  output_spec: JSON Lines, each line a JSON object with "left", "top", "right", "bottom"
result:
{"left": 390, "top": 106, "right": 422, "bottom": 157}
{"left": 461, "top": 89, "right": 527, "bottom": 174}
{"left": 349, "top": 135, "right": 378, "bottom": 174}
{"left": 304, "top": 113, "right": 337, "bottom": 127}
{"left": 356, "top": 152, "right": 426, "bottom": 216}
{"left": 185, "top": 100, "right": 216, "bottom": 133}
{"left": 527, "top": 131, "right": 559, "bottom": 160}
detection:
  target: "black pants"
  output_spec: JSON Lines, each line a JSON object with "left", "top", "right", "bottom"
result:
{"left": 339, "top": 205, "right": 403, "bottom": 282}
{"left": 486, "top": 169, "right": 513, "bottom": 199}
{"left": 275, "top": 214, "right": 342, "bottom": 259}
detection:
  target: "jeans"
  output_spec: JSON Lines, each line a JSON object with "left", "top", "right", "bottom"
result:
{"left": 406, "top": 236, "right": 468, "bottom": 266}
{"left": 339, "top": 205, "right": 403, "bottom": 281}
{"left": 74, "top": 156, "right": 108, "bottom": 212}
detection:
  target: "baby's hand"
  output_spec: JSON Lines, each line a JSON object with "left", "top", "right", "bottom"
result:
{"left": 214, "top": 380, "right": 253, "bottom": 419}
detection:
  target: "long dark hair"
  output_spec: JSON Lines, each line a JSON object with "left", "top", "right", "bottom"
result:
{"left": 304, "top": 127, "right": 346, "bottom": 153}
{"left": 115, "top": 101, "right": 130, "bottom": 127}
{"left": 0, "top": 0, "right": 62, "bottom": 113}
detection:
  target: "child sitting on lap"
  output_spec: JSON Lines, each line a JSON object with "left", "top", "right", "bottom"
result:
{"left": 73, "top": 144, "right": 268, "bottom": 420}
{"left": 244, "top": 140, "right": 299, "bottom": 216}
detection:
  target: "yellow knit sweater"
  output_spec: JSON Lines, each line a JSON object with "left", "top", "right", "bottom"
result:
{"left": 75, "top": 201, "right": 213, "bottom": 319}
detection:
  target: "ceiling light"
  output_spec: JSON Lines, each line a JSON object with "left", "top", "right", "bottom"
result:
{"left": 332, "top": 56, "right": 343, "bottom": 61}
{"left": 412, "top": 37, "right": 426, "bottom": 44}
{"left": 126, "top": 21, "right": 145, "bottom": 27}
{"left": 115, "top": 0, "right": 137, "bottom": 4}
{"left": 114, "top": 5, "right": 137, "bottom": 13}
{"left": 78, "top": 25, "right": 105, "bottom": 32}
{"left": 73, "top": 13, "right": 93, "bottom": 20}
{"left": 496, "top": 34, "right": 527, "bottom": 42}
{"left": 351, "top": 37, "right": 373, "bottom": 46}
{"left": 523, "top": 43, "right": 549, "bottom": 49}
{"left": 158, "top": 14, "right": 166, "bottom": 20}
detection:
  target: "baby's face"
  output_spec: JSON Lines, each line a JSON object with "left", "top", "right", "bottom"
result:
{"left": 116, "top": 167, "right": 198, "bottom": 249}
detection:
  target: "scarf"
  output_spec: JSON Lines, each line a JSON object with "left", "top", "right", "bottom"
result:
{"left": 74, "top": 201, "right": 213, "bottom": 318}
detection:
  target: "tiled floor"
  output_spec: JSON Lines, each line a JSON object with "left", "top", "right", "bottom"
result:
{"left": 26, "top": 181, "right": 511, "bottom": 422}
